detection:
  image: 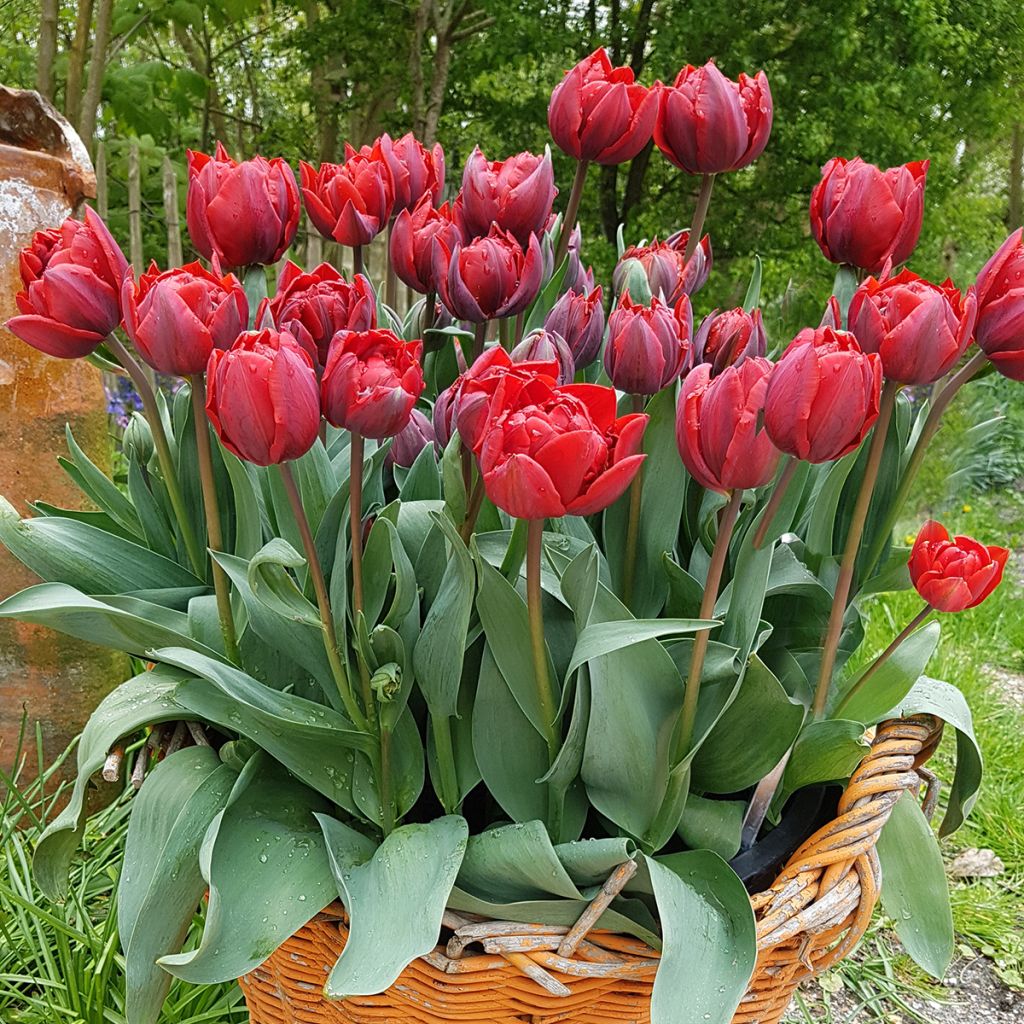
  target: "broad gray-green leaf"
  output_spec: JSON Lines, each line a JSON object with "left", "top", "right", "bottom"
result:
{"left": 246, "top": 538, "right": 322, "bottom": 626}
{"left": 120, "top": 747, "right": 237, "bottom": 1024}
{"left": 776, "top": 719, "right": 869, "bottom": 811}
{"left": 804, "top": 451, "right": 859, "bottom": 566}
{"left": 61, "top": 424, "right": 142, "bottom": 536}
{"left": 877, "top": 792, "right": 954, "bottom": 978}
{"left": 350, "top": 707, "right": 425, "bottom": 826}
{"left": 566, "top": 617, "right": 716, "bottom": 679}
{"left": 676, "top": 794, "right": 745, "bottom": 860}
{"left": 322, "top": 815, "right": 468, "bottom": 997}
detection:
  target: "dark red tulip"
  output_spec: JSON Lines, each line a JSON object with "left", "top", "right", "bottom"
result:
{"left": 121, "top": 260, "right": 247, "bottom": 376}
{"left": 692, "top": 307, "right": 767, "bottom": 376}
{"left": 848, "top": 269, "right": 976, "bottom": 385}
{"left": 478, "top": 375, "right": 648, "bottom": 520}
{"left": 764, "top": 327, "right": 882, "bottom": 463}
{"left": 206, "top": 328, "right": 319, "bottom": 466}
{"left": 613, "top": 230, "right": 712, "bottom": 303}
{"left": 604, "top": 293, "right": 690, "bottom": 395}
{"left": 974, "top": 228, "right": 1024, "bottom": 381}
{"left": 511, "top": 328, "right": 575, "bottom": 384}
{"left": 7, "top": 209, "right": 128, "bottom": 359}
{"left": 810, "top": 158, "right": 928, "bottom": 274}
{"left": 433, "top": 226, "right": 543, "bottom": 323}
{"left": 321, "top": 328, "right": 425, "bottom": 440}
{"left": 458, "top": 147, "right": 556, "bottom": 248}
{"left": 387, "top": 408, "right": 436, "bottom": 469}
{"left": 262, "top": 261, "right": 376, "bottom": 368}
{"left": 655, "top": 62, "right": 772, "bottom": 175}
{"left": 547, "top": 47, "right": 658, "bottom": 166}
{"left": 378, "top": 132, "right": 445, "bottom": 214}
{"left": 676, "top": 357, "right": 780, "bottom": 493}
{"left": 186, "top": 142, "right": 299, "bottom": 269}
{"left": 301, "top": 141, "right": 394, "bottom": 247}
{"left": 390, "top": 197, "right": 462, "bottom": 294}
{"left": 543, "top": 286, "right": 605, "bottom": 368}
{"left": 909, "top": 520, "right": 1008, "bottom": 613}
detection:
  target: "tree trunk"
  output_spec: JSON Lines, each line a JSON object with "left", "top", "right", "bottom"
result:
{"left": 79, "top": 0, "right": 114, "bottom": 153}
{"left": 304, "top": 0, "right": 341, "bottom": 162}
{"left": 36, "top": 0, "right": 59, "bottom": 100}
{"left": 422, "top": 1, "right": 456, "bottom": 146}
{"left": 409, "top": 0, "right": 431, "bottom": 138}
{"left": 619, "top": 139, "right": 654, "bottom": 232}
{"left": 65, "top": 0, "right": 95, "bottom": 129}
{"left": 175, "top": 24, "right": 229, "bottom": 150}
{"left": 1010, "top": 122, "right": 1023, "bottom": 229}
{"left": 599, "top": 164, "right": 619, "bottom": 243}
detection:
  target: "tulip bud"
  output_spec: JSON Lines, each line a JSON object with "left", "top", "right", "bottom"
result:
{"left": 810, "top": 157, "right": 928, "bottom": 274}
{"left": 548, "top": 47, "right": 659, "bottom": 166}
{"left": 764, "top": 327, "right": 882, "bottom": 463}
{"left": 7, "top": 209, "right": 128, "bottom": 359}
{"left": 655, "top": 62, "right": 773, "bottom": 175}
{"left": 458, "top": 147, "right": 556, "bottom": 248}
{"left": 543, "top": 286, "right": 605, "bottom": 369}
{"left": 605, "top": 293, "right": 690, "bottom": 396}
{"left": 848, "top": 269, "right": 976, "bottom": 385}
{"left": 321, "top": 328, "right": 425, "bottom": 440}
{"left": 122, "top": 412, "right": 154, "bottom": 464}
{"left": 974, "top": 228, "right": 1024, "bottom": 380}
{"left": 909, "top": 520, "right": 1008, "bottom": 612}
{"left": 676, "top": 357, "right": 780, "bottom": 493}
{"left": 613, "top": 231, "right": 712, "bottom": 306}
{"left": 386, "top": 408, "right": 436, "bottom": 468}
{"left": 390, "top": 197, "right": 462, "bottom": 295}
{"left": 692, "top": 307, "right": 767, "bottom": 376}
{"left": 378, "top": 132, "right": 445, "bottom": 214}
{"left": 511, "top": 329, "right": 575, "bottom": 384}
{"left": 433, "top": 226, "right": 543, "bottom": 323}
{"left": 186, "top": 143, "right": 300, "bottom": 269}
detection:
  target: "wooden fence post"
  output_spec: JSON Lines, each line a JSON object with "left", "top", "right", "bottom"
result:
{"left": 127, "top": 139, "right": 143, "bottom": 273}
{"left": 163, "top": 154, "right": 183, "bottom": 267}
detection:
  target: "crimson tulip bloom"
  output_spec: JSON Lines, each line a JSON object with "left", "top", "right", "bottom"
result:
{"left": 458, "top": 147, "right": 556, "bottom": 248}
{"left": 478, "top": 376, "right": 648, "bottom": 520}
{"left": 433, "top": 226, "right": 543, "bottom": 323}
{"left": 764, "top": 327, "right": 882, "bottom": 463}
{"left": 378, "top": 132, "right": 445, "bottom": 214}
{"left": 186, "top": 143, "right": 300, "bottom": 269}
{"left": 262, "top": 261, "right": 376, "bottom": 368}
{"left": 547, "top": 47, "right": 658, "bottom": 165}
{"left": 909, "top": 521, "right": 1008, "bottom": 613}
{"left": 301, "top": 141, "right": 394, "bottom": 247}
{"left": 7, "top": 209, "right": 128, "bottom": 359}
{"left": 613, "top": 230, "right": 712, "bottom": 302}
{"left": 387, "top": 408, "right": 436, "bottom": 469}
{"left": 121, "top": 261, "right": 247, "bottom": 375}
{"left": 655, "top": 62, "right": 772, "bottom": 175}
{"left": 810, "top": 157, "right": 928, "bottom": 274}
{"left": 543, "top": 286, "right": 605, "bottom": 368}
{"left": 321, "top": 329, "right": 425, "bottom": 440}
{"left": 974, "top": 228, "right": 1024, "bottom": 381}
{"left": 511, "top": 329, "right": 575, "bottom": 384}
{"left": 692, "top": 307, "right": 767, "bottom": 376}
{"left": 676, "top": 358, "right": 780, "bottom": 493}
{"left": 605, "top": 294, "right": 690, "bottom": 395}
{"left": 390, "top": 197, "right": 462, "bottom": 294}
{"left": 206, "top": 329, "right": 319, "bottom": 466}
{"left": 848, "top": 270, "right": 977, "bottom": 385}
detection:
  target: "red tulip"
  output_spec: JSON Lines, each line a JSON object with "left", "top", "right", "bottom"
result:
{"left": 121, "top": 261, "right": 247, "bottom": 375}
{"left": 321, "top": 329, "right": 425, "bottom": 440}
{"left": 387, "top": 408, "right": 436, "bottom": 469}
{"left": 605, "top": 293, "right": 690, "bottom": 395}
{"left": 810, "top": 157, "right": 928, "bottom": 274}
{"left": 206, "top": 329, "right": 319, "bottom": 466}
{"left": 7, "top": 209, "right": 128, "bottom": 358}
{"left": 613, "top": 230, "right": 712, "bottom": 303}
{"left": 186, "top": 142, "right": 300, "bottom": 269}
{"left": 378, "top": 132, "right": 445, "bottom": 214}
{"left": 848, "top": 269, "right": 977, "bottom": 385}
{"left": 262, "top": 261, "right": 376, "bottom": 368}
{"left": 458, "top": 147, "right": 556, "bottom": 248}
{"left": 692, "top": 307, "right": 767, "bottom": 376}
{"left": 676, "top": 358, "right": 780, "bottom": 493}
{"left": 547, "top": 47, "right": 658, "bottom": 166}
{"left": 301, "top": 141, "right": 394, "bottom": 247}
{"left": 478, "top": 375, "right": 648, "bottom": 520}
{"left": 390, "top": 197, "right": 462, "bottom": 294}
{"left": 764, "top": 327, "right": 882, "bottom": 463}
{"left": 543, "top": 286, "right": 605, "bottom": 368}
{"left": 909, "top": 520, "right": 1008, "bottom": 613}
{"left": 511, "top": 328, "right": 575, "bottom": 384}
{"left": 654, "top": 62, "right": 772, "bottom": 175}
{"left": 974, "top": 228, "right": 1024, "bottom": 381}
{"left": 433, "top": 226, "right": 543, "bottom": 323}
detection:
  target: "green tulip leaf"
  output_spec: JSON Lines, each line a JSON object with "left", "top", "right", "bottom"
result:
{"left": 126, "top": 459, "right": 178, "bottom": 560}
{"left": 742, "top": 255, "right": 763, "bottom": 312}
{"left": 60, "top": 424, "right": 143, "bottom": 537}
{"left": 350, "top": 707, "right": 424, "bottom": 826}
{"left": 676, "top": 794, "right": 746, "bottom": 860}
{"left": 245, "top": 538, "right": 322, "bottom": 627}
{"left": 775, "top": 718, "right": 869, "bottom": 813}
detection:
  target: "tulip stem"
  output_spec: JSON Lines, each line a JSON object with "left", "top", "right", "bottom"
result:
{"left": 421, "top": 289, "right": 436, "bottom": 337}
{"left": 833, "top": 604, "right": 932, "bottom": 719}
{"left": 460, "top": 476, "right": 486, "bottom": 543}
{"left": 277, "top": 462, "right": 367, "bottom": 733}
{"left": 752, "top": 457, "right": 798, "bottom": 550}
{"left": 189, "top": 375, "right": 240, "bottom": 665}
{"left": 811, "top": 379, "right": 899, "bottom": 720}
{"left": 514, "top": 311, "right": 526, "bottom": 346}
{"left": 621, "top": 394, "right": 646, "bottom": 608}
{"left": 385, "top": 218, "right": 398, "bottom": 311}
{"left": 499, "top": 317, "right": 511, "bottom": 350}
{"left": 430, "top": 714, "right": 461, "bottom": 814}
{"left": 864, "top": 350, "right": 988, "bottom": 575}
{"left": 674, "top": 488, "right": 743, "bottom": 762}
{"left": 684, "top": 174, "right": 716, "bottom": 265}
{"left": 554, "top": 159, "right": 590, "bottom": 268}
{"left": 352, "top": 245, "right": 364, "bottom": 279}
{"left": 348, "top": 433, "right": 374, "bottom": 705}
{"left": 472, "top": 321, "right": 486, "bottom": 362}
{"left": 104, "top": 335, "right": 205, "bottom": 578}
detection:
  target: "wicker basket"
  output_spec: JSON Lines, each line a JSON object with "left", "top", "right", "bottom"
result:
{"left": 239, "top": 714, "right": 943, "bottom": 1024}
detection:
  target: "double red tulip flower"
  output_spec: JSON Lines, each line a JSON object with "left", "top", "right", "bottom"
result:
{"left": 909, "top": 521, "right": 1008, "bottom": 613}
{"left": 692, "top": 307, "right": 767, "bottom": 376}
{"left": 974, "top": 228, "right": 1024, "bottom": 381}
{"left": 543, "top": 286, "right": 605, "bottom": 369}
{"left": 613, "top": 230, "right": 712, "bottom": 303}
{"left": 510, "top": 328, "right": 575, "bottom": 385}
{"left": 379, "top": 132, "right": 445, "bottom": 214}
{"left": 390, "top": 197, "right": 462, "bottom": 295}
{"left": 604, "top": 294, "right": 691, "bottom": 396}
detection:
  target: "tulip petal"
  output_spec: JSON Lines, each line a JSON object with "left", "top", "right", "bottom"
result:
{"left": 483, "top": 453, "right": 566, "bottom": 520}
